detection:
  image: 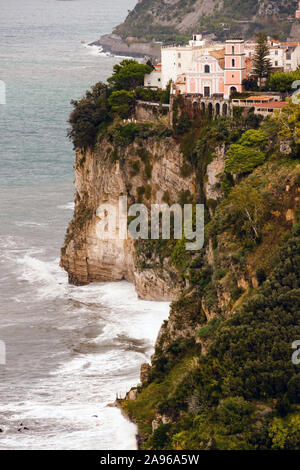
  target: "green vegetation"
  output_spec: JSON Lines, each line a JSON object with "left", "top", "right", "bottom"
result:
{"left": 119, "top": 96, "right": 300, "bottom": 450}
{"left": 67, "top": 50, "right": 300, "bottom": 450}
{"left": 225, "top": 129, "right": 267, "bottom": 174}
{"left": 113, "top": 0, "right": 296, "bottom": 43}
{"left": 252, "top": 33, "right": 272, "bottom": 90}
{"left": 123, "top": 235, "right": 300, "bottom": 450}
{"left": 68, "top": 60, "right": 156, "bottom": 149}
{"left": 108, "top": 90, "right": 135, "bottom": 119}
{"left": 268, "top": 69, "right": 300, "bottom": 93}
{"left": 107, "top": 60, "right": 152, "bottom": 91}
{"left": 68, "top": 82, "right": 111, "bottom": 150}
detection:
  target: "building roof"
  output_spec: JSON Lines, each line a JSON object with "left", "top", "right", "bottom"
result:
{"left": 270, "top": 39, "right": 300, "bottom": 47}
{"left": 245, "top": 96, "right": 274, "bottom": 101}
{"left": 210, "top": 49, "right": 225, "bottom": 69}
{"left": 254, "top": 101, "right": 286, "bottom": 109}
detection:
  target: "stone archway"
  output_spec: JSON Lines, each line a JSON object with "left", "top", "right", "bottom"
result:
{"left": 208, "top": 102, "right": 213, "bottom": 118}
{"left": 192, "top": 101, "right": 198, "bottom": 118}
{"left": 222, "top": 103, "right": 228, "bottom": 116}
{"left": 200, "top": 102, "right": 206, "bottom": 115}
{"left": 215, "top": 102, "right": 220, "bottom": 116}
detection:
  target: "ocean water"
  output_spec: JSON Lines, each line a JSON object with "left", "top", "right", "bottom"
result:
{"left": 0, "top": 0, "right": 170, "bottom": 449}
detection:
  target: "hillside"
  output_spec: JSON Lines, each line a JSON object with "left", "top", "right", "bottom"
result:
{"left": 62, "top": 61, "right": 300, "bottom": 450}
{"left": 112, "top": 0, "right": 299, "bottom": 43}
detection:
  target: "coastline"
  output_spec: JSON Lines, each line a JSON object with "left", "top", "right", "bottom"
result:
{"left": 108, "top": 398, "right": 142, "bottom": 450}
{"left": 90, "top": 34, "right": 161, "bottom": 59}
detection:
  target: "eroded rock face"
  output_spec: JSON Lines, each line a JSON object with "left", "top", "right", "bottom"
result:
{"left": 204, "top": 144, "right": 225, "bottom": 204}
{"left": 140, "top": 363, "right": 151, "bottom": 384}
{"left": 60, "top": 136, "right": 195, "bottom": 301}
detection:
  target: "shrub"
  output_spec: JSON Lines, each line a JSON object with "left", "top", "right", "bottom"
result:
{"left": 216, "top": 397, "right": 254, "bottom": 434}
{"left": 268, "top": 69, "right": 300, "bottom": 93}
{"left": 256, "top": 267, "right": 266, "bottom": 285}
{"left": 107, "top": 59, "right": 152, "bottom": 91}
{"left": 68, "top": 82, "right": 110, "bottom": 149}
{"left": 144, "top": 184, "right": 152, "bottom": 200}
{"left": 197, "top": 317, "right": 222, "bottom": 340}
{"left": 108, "top": 90, "right": 135, "bottom": 119}
{"left": 225, "top": 129, "right": 267, "bottom": 174}
{"left": 129, "top": 160, "right": 140, "bottom": 176}
{"left": 226, "top": 145, "right": 265, "bottom": 174}
{"left": 144, "top": 161, "right": 153, "bottom": 179}
{"left": 151, "top": 423, "right": 172, "bottom": 449}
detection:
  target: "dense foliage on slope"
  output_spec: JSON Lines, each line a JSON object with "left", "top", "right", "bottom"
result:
{"left": 67, "top": 62, "right": 300, "bottom": 449}
{"left": 120, "top": 97, "right": 300, "bottom": 450}
{"left": 67, "top": 60, "right": 171, "bottom": 149}
{"left": 125, "top": 234, "right": 300, "bottom": 449}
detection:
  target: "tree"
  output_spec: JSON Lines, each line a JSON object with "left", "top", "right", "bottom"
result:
{"left": 209, "top": 234, "right": 300, "bottom": 400}
{"left": 226, "top": 179, "right": 267, "bottom": 240}
{"left": 253, "top": 33, "right": 272, "bottom": 90}
{"left": 107, "top": 59, "right": 152, "bottom": 91}
{"left": 108, "top": 90, "right": 135, "bottom": 118}
{"left": 68, "top": 82, "right": 110, "bottom": 149}
{"left": 225, "top": 129, "right": 267, "bottom": 174}
{"left": 268, "top": 98, "right": 300, "bottom": 149}
{"left": 226, "top": 145, "right": 265, "bottom": 175}
{"left": 242, "top": 77, "right": 258, "bottom": 91}
{"left": 268, "top": 70, "right": 300, "bottom": 93}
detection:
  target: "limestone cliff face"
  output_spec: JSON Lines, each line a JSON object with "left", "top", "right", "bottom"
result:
{"left": 60, "top": 135, "right": 195, "bottom": 301}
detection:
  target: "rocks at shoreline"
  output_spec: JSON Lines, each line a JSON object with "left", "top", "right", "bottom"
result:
{"left": 91, "top": 34, "right": 161, "bottom": 59}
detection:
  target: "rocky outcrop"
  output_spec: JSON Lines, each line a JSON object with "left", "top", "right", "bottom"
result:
{"left": 102, "top": 0, "right": 298, "bottom": 47}
{"left": 289, "top": 20, "right": 300, "bottom": 40}
{"left": 140, "top": 363, "right": 151, "bottom": 383}
{"left": 204, "top": 144, "right": 225, "bottom": 204}
{"left": 258, "top": 0, "right": 297, "bottom": 16}
{"left": 61, "top": 134, "right": 195, "bottom": 301}
{"left": 93, "top": 34, "right": 161, "bottom": 59}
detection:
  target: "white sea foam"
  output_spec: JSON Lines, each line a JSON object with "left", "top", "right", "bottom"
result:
{"left": 83, "top": 44, "right": 105, "bottom": 57}
{"left": 15, "top": 221, "right": 48, "bottom": 228}
{"left": 15, "top": 255, "right": 67, "bottom": 300}
{"left": 57, "top": 202, "right": 75, "bottom": 211}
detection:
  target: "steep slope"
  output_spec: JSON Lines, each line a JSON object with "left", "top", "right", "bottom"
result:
{"left": 119, "top": 99, "right": 300, "bottom": 449}
{"left": 62, "top": 71, "right": 300, "bottom": 449}
{"left": 61, "top": 121, "right": 195, "bottom": 300}
{"left": 106, "top": 0, "right": 299, "bottom": 46}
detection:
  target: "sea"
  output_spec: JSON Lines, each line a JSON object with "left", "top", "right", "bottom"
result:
{"left": 0, "top": 0, "right": 169, "bottom": 449}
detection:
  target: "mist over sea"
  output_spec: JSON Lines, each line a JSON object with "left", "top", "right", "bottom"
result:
{"left": 0, "top": 0, "right": 169, "bottom": 449}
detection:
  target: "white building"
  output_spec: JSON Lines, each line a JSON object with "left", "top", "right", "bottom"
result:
{"left": 144, "top": 34, "right": 224, "bottom": 90}
{"left": 245, "top": 39, "right": 300, "bottom": 71}
{"left": 144, "top": 63, "right": 162, "bottom": 88}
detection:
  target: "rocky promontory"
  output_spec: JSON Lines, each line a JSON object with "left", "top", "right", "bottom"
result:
{"left": 91, "top": 34, "right": 161, "bottom": 59}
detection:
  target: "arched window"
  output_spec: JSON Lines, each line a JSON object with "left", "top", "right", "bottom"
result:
{"left": 232, "top": 59, "right": 235, "bottom": 67}
{"left": 232, "top": 45, "right": 235, "bottom": 54}
{"left": 204, "top": 65, "right": 210, "bottom": 73}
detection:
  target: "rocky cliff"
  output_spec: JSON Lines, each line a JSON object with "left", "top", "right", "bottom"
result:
{"left": 62, "top": 86, "right": 300, "bottom": 449}
{"left": 61, "top": 128, "right": 195, "bottom": 300}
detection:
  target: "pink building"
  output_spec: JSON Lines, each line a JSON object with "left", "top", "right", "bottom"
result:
{"left": 224, "top": 39, "right": 247, "bottom": 98}
{"left": 296, "top": 0, "right": 300, "bottom": 19}
{"left": 186, "top": 48, "right": 225, "bottom": 97}
{"left": 185, "top": 39, "right": 247, "bottom": 99}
